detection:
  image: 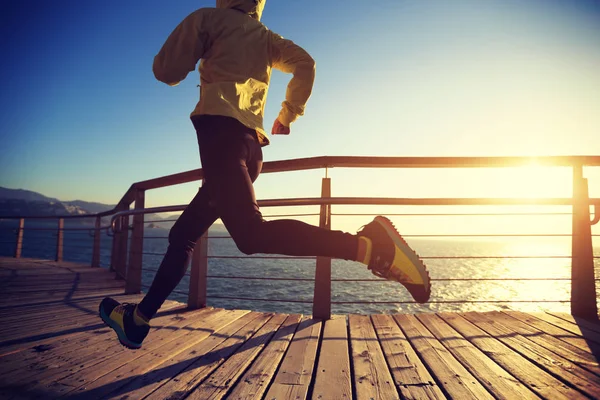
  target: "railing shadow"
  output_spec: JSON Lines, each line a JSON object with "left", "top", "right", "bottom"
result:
{"left": 51, "top": 317, "right": 313, "bottom": 399}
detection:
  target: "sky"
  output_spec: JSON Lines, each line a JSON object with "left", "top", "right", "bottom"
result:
{"left": 1, "top": 0, "right": 599, "bottom": 229}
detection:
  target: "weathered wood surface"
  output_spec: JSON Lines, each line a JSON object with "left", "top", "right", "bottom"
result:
{"left": 1, "top": 257, "right": 600, "bottom": 399}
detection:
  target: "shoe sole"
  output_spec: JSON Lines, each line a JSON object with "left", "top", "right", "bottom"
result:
{"left": 99, "top": 305, "right": 142, "bottom": 350}
{"left": 375, "top": 216, "right": 431, "bottom": 303}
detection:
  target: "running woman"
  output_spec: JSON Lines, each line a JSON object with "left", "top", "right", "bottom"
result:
{"left": 99, "top": 0, "right": 430, "bottom": 349}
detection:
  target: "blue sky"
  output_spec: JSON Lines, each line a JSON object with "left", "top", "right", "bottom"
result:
{"left": 1, "top": 0, "right": 599, "bottom": 209}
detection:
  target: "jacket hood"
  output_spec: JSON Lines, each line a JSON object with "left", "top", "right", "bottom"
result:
{"left": 216, "top": 0, "right": 266, "bottom": 21}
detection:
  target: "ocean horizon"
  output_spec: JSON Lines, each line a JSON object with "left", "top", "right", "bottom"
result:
{"left": 1, "top": 223, "right": 598, "bottom": 316}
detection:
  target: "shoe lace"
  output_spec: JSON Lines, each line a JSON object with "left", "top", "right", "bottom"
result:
{"left": 369, "top": 255, "right": 392, "bottom": 278}
{"left": 356, "top": 223, "right": 368, "bottom": 235}
{"left": 115, "top": 303, "right": 136, "bottom": 317}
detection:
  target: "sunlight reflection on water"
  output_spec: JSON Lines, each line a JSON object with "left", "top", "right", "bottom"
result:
{"left": 140, "top": 235, "right": 598, "bottom": 315}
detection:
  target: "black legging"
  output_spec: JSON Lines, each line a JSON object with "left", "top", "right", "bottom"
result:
{"left": 138, "top": 115, "right": 358, "bottom": 318}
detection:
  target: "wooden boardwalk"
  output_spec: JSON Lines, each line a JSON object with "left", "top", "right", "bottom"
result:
{"left": 1, "top": 258, "right": 600, "bottom": 399}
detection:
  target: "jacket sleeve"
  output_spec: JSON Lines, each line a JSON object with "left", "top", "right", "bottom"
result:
{"left": 270, "top": 34, "right": 316, "bottom": 126}
{"left": 153, "top": 10, "right": 207, "bottom": 86}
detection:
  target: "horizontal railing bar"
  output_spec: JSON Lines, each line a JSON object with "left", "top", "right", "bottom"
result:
{"left": 207, "top": 255, "right": 316, "bottom": 260}
{"left": 3, "top": 155, "right": 599, "bottom": 221}
{"left": 331, "top": 300, "right": 569, "bottom": 304}
{"left": 265, "top": 155, "right": 600, "bottom": 170}
{"left": 9, "top": 227, "right": 99, "bottom": 232}
{"left": 152, "top": 254, "right": 573, "bottom": 259}
{"left": 421, "top": 256, "right": 571, "bottom": 259}
{"left": 404, "top": 234, "right": 575, "bottom": 237}
{"left": 109, "top": 197, "right": 599, "bottom": 232}
{"left": 0, "top": 215, "right": 102, "bottom": 220}
{"left": 202, "top": 276, "right": 573, "bottom": 282}
{"left": 145, "top": 219, "right": 179, "bottom": 223}
{"left": 144, "top": 237, "right": 169, "bottom": 239}
{"left": 260, "top": 197, "right": 583, "bottom": 207}
{"left": 133, "top": 155, "right": 600, "bottom": 191}
{"left": 262, "top": 213, "right": 320, "bottom": 218}
{"left": 332, "top": 278, "right": 573, "bottom": 282}
{"left": 207, "top": 295, "right": 312, "bottom": 304}
{"left": 139, "top": 252, "right": 316, "bottom": 260}
{"left": 332, "top": 212, "right": 574, "bottom": 217}
{"left": 12, "top": 227, "right": 58, "bottom": 232}
{"left": 193, "top": 233, "right": 587, "bottom": 239}
{"left": 207, "top": 275, "right": 315, "bottom": 281}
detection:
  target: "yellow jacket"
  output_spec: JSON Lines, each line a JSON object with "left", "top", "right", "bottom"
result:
{"left": 153, "top": 0, "right": 316, "bottom": 145}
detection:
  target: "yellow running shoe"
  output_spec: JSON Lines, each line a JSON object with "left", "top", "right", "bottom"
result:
{"left": 358, "top": 216, "right": 431, "bottom": 303}
{"left": 99, "top": 298, "right": 149, "bottom": 349}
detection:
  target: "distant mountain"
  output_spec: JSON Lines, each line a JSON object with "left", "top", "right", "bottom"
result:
{"left": 0, "top": 187, "right": 60, "bottom": 203}
{"left": 0, "top": 186, "right": 176, "bottom": 229}
{"left": 0, "top": 187, "right": 114, "bottom": 224}
{"left": 63, "top": 200, "right": 114, "bottom": 214}
{"left": 0, "top": 187, "right": 115, "bottom": 218}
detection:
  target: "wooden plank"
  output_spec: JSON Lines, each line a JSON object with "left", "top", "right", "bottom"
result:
{"left": 0, "top": 290, "right": 126, "bottom": 308}
{"left": 0, "top": 292, "right": 131, "bottom": 320}
{"left": 0, "top": 295, "right": 145, "bottom": 338}
{"left": 395, "top": 314, "right": 493, "bottom": 400}
{"left": 489, "top": 311, "right": 600, "bottom": 375}
{"left": 98, "top": 311, "right": 264, "bottom": 399}
{"left": 0, "top": 309, "right": 105, "bottom": 337}
{"left": 349, "top": 314, "right": 397, "bottom": 400}
{"left": 0, "top": 314, "right": 109, "bottom": 349}
{"left": 530, "top": 312, "right": 600, "bottom": 344}
{"left": 547, "top": 311, "right": 600, "bottom": 334}
{"left": 132, "top": 312, "right": 271, "bottom": 400}
{"left": 50, "top": 309, "right": 252, "bottom": 399}
{"left": 188, "top": 313, "right": 289, "bottom": 400}
{"left": 226, "top": 314, "right": 302, "bottom": 400}
{"left": 1, "top": 307, "right": 211, "bottom": 396}
{"left": 0, "top": 295, "right": 140, "bottom": 332}
{"left": 311, "top": 315, "right": 352, "bottom": 400}
{"left": 0, "top": 303, "right": 195, "bottom": 380}
{"left": 2, "top": 307, "right": 213, "bottom": 394}
{"left": 439, "top": 312, "right": 585, "bottom": 400}
{"left": 0, "top": 296, "right": 174, "bottom": 358}
{"left": 461, "top": 312, "right": 600, "bottom": 399}
{"left": 417, "top": 313, "right": 538, "bottom": 400}
{"left": 371, "top": 314, "right": 445, "bottom": 399}
{"left": 4, "top": 307, "right": 222, "bottom": 392}
{"left": 265, "top": 317, "right": 322, "bottom": 400}
{"left": 0, "top": 283, "right": 121, "bottom": 296}
{"left": 504, "top": 311, "right": 600, "bottom": 355}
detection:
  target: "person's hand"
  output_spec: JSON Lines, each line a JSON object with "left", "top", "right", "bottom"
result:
{"left": 271, "top": 119, "right": 291, "bottom": 135}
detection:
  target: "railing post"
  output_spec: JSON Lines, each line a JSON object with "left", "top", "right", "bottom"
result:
{"left": 115, "top": 209, "right": 130, "bottom": 280}
{"left": 56, "top": 218, "right": 64, "bottom": 262}
{"left": 110, "top": 219, "right": 119, "bottom": 273}
{"left": 313, "top": 177, "right": 332, "bottom": 320}
{"left": 92, "top": 216, "right": 101, "bottom": 267}
{"left": 14, "top": 218, "right": 24, "bottom": 258}
{"left": 571, "top": 165, "right": 597, "bottom": 319}
{"left": 188, "top": 231, "right": 208, "bottom": 309}
{"left": 126, "top": 190, "right": 145, "bottom": 294}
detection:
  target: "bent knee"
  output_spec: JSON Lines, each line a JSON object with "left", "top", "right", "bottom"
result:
{"left": 234, "top": 236, "right": 260, "bottom": 255}
{"left": 168, "top": 228, "right": 196, "bottom": 253}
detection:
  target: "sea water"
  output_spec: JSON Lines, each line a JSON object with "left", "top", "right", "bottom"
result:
{"left": 2, "top": 224, "right": 597, "bottom": 315}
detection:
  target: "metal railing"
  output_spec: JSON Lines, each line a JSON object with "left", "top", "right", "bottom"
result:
{"left": 1, "top": 156, "right": 599, "bottom": 319}
{"left": 0, "top": 215, "right": 113, "bottom": 267}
